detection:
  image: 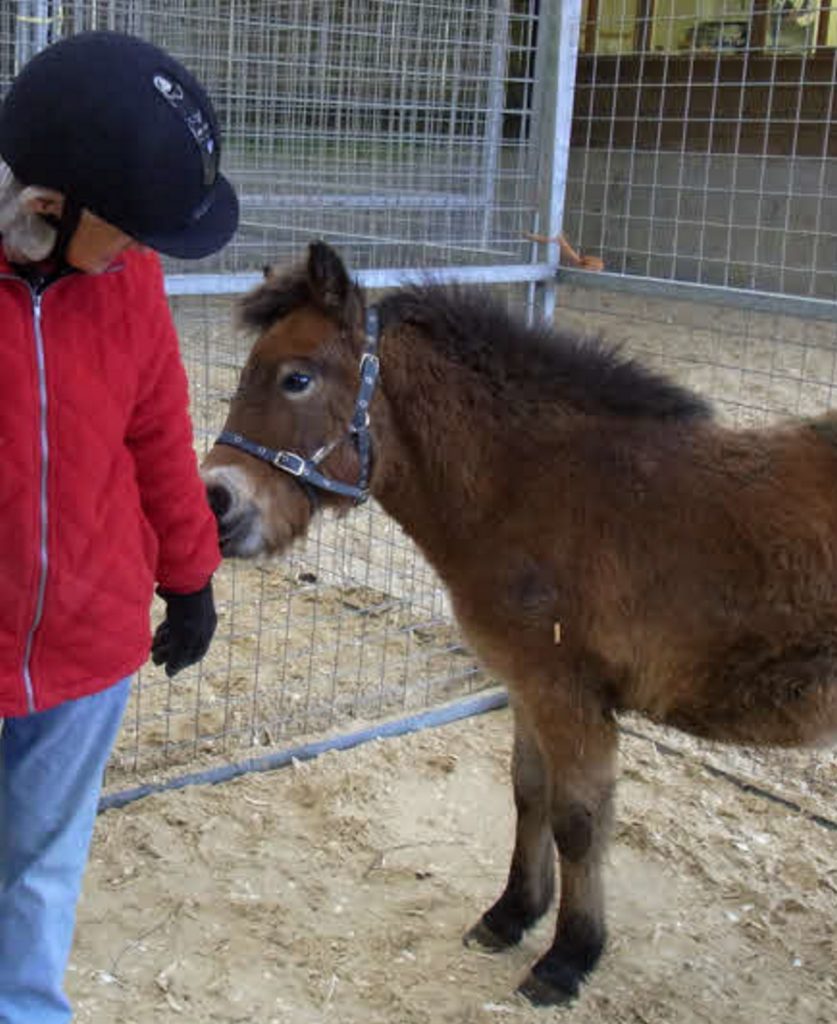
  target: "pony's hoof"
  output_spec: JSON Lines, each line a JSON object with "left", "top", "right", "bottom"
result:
{"left": 516, "top": 966, "right": 579, "bottom": 1006}
{"left": 463, "top": 918, "right": 517, "bottom": 952}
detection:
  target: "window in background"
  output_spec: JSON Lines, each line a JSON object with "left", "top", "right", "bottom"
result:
{"left": 593, "top": 0, "right": 640, "bottom": 54}
{"left": 766, "top": 0, "right": 820, "bottom": 51}
{"left": 579, "top": 0, "right": 834, "bottom": 54}
{"left": 652, "top": 0, "right": 751, "bottom": 52}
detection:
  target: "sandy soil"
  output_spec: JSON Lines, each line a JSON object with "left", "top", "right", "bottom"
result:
{"left": 70, "top": 707, "right": 835, "bottom": 1024}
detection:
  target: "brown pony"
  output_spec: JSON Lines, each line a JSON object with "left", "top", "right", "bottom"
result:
{"left": 201, "top": 242, "right": 836, "bottom": 1005}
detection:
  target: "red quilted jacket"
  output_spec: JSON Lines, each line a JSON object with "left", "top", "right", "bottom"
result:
{"left": 0, "top": 246, "right": 221, "bottom": 716}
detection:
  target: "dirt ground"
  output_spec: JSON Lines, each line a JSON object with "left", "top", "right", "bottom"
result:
{"left": 70, "top": 707, "right": 835, "bottom": 1024}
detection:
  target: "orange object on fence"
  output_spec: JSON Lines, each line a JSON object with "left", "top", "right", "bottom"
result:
{"left": 525, "top": 231, "right": 605, "bottom": 272}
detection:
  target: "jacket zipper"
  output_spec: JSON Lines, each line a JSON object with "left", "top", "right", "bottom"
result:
{"left": 1, "top": 265, "right": 122, "bottom": 713}
{"left": 20, "top": 287, "right": 49, "bottom": 713}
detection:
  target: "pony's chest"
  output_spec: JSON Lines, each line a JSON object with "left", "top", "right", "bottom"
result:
{"left": 447, "top": 562, "right": 570, "bottom": 679}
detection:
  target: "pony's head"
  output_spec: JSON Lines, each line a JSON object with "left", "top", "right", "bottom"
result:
{"left": 202, "top": 242, "right": 368, "bottom": 557}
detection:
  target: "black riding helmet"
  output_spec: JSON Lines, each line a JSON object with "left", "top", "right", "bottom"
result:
{"left": 0, "top": 31, "right": 238, "bottom": 259}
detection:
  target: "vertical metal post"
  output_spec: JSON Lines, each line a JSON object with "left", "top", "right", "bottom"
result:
{"left": 73, "top": 0, "right": 87, "bottom": 35}
{"left": 15, "top": 1, "right": 56, "bottom": 72}
{"left": 531, "top": 0, "right": 581, "bottom": 324}
{"left": 482, "top": 0, "right": 511, "bottom": 244}
{"left": 224, "top": 0, "right": 238, "bottom": 144}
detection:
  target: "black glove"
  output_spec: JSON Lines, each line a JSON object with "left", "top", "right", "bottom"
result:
{"left": 151, "top": 580, "right": 217, "bottom": 678}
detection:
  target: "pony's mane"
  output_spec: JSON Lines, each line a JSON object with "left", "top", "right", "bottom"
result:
{"left": 240, "top": 269, "right": 712, "bottom": 423}
{"left": 379, "top": 285, "right": 712, "bottom": 422}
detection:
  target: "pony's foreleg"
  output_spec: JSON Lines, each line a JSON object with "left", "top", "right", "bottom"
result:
{"left": 518, "top": 702, "right": 618, "bottom": 1005}
{"left": 464, "top": 706, "right": 555, "bottom": 950}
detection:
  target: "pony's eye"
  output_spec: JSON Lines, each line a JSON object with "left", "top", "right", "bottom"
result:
{"left": 281, "top": 371, "right": 314, "bottom": 395}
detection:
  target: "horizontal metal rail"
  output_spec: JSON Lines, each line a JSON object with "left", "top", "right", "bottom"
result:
{"left": 164, "top": 262, "right": 558, "bottom": 297}
{"left": 558, "top": 270, "right": 837, "bottom": 324}
{"left": 100, "top": 688, "right": 510, "bottom": 813}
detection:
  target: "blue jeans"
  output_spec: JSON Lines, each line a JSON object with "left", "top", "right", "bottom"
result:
{"left": 0, "top": 678, "right": 131, "bottom": 1024}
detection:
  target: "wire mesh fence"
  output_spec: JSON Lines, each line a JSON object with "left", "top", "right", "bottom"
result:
{"left": 4, "top": 0, "right": 547, "bottom": 278}
{"left": 566, "top": 0, "right": 836, "bottom": 301}
{"left": 556, "top": 2, "right": 835, "bottom": 818}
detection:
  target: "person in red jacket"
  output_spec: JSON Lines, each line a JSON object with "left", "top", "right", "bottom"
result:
{"left": 0, "top": 32, "right": 238, "bottom": 1022}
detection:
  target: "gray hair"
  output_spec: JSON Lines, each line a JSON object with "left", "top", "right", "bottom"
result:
{"left": 0, "top": 161, "right": 58, "bottom": 262}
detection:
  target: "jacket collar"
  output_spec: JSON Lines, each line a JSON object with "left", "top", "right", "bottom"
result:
{"left": 0, "top": 240, "right": 128, "bottom": 279}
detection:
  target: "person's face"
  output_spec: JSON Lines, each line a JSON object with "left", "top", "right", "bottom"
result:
{"left": 64, "top": 209, "right": 136, "bottom": 273}
{"left": 21, "top": 189, "right": 136, "bottom": 272}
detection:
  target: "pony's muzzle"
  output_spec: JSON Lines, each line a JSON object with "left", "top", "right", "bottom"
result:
{"left": 202, "top": 471, "right": 264, "bottom": 557}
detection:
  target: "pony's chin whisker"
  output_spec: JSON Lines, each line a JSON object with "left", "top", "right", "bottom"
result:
{"left": 220, "top": 509, "right": 303, "bottom": 561}
{"left": 219, "top": 525, "right": 264, "bottom": 559}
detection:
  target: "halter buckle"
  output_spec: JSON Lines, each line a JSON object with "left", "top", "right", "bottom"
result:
{"left": 275, "top": 451, "right": 306, "bottom": 476}
{"left": 360, "top": 352, "right": 379, "bottom": 380}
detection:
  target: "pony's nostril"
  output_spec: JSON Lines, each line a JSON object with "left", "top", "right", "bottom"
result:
{"left": 206, "top": 482, "right": 233, "bottom": 520}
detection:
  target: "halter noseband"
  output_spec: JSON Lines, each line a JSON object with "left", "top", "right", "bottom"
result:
{"left": 214, "top": 306, "right": 381, "bottom": 505}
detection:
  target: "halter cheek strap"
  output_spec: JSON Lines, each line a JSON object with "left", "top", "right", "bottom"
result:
{"left": 215, "top": 306, "right": 381, "bottom": 505}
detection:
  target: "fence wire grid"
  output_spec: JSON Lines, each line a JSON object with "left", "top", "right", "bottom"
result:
{"left": 567, "top": 0, "right": 836, "bottom": 301}
{"left": 4, "top": 0, "right": 547, "bottom": 278}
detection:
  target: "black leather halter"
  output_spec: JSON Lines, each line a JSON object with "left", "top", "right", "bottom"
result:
{"left": 215, "top": 307, "right": 381, "bottom": 505}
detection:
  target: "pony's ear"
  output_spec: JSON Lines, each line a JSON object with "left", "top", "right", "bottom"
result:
{"left": 307, "top": 240, "right": 352, "bottom": 316}
{"left": 261, "top": 264, "right": 273, "bottom": 279}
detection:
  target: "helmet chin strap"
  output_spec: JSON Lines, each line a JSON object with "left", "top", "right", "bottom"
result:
{"left": 41, "top": 195, "right": 83, "bottom": 265}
